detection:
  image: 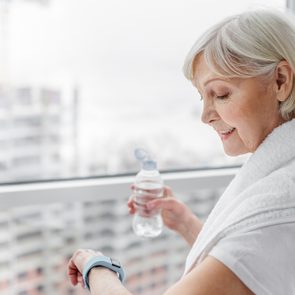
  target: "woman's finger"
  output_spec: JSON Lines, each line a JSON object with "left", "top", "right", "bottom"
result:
{"left": 147, "top": 197, "right": 178, "bottom": 211}
{"left": 127, "top": 195, "right": 136, "bottom": 214}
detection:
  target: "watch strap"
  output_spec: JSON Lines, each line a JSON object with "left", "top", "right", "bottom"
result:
{"left": 83, "top": 255, "right": 125, "bottom": 290}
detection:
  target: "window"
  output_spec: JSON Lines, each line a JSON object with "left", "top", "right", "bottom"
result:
{"left": 0, "top": 0, "right": 287, "bottom": 183}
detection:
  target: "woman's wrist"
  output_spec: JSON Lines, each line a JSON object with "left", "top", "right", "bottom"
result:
{"left": 84, "top": 255, "right": 125, "bottom": 291}
{"left": 88, "top": 267, "right": 119, "bottom": 289}
{"left": 179, "top": 213, "right": 202, "bottom": 246}
{"left": 88, "top": 267, "right": 132, "bottom": 295}
{"left": 89, "top": 266, "right": 118, "bottom": 279}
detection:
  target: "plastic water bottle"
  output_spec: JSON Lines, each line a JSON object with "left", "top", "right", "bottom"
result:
{"left": 132, "top": 149, "right": 164, "bottom": 238}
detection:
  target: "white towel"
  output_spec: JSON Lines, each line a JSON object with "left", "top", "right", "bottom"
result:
{"left": 184, "top": 119, "right": 295, "bottom": 275}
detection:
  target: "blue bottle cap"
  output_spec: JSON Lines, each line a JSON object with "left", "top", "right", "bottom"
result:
{"left": 142, "top": 160, "right": 157, "bottom": 170}
{"left": 134, "top": 148, "right": 158, "bottom": 170}
{"left": 134, "top": 148, "right": 148, "bottom": 162}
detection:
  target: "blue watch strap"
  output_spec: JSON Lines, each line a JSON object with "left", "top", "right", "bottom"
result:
{"left": 83, "top": 255, "right": 125, "bottom": 290}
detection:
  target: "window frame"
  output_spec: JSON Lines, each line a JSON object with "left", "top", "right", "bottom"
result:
{"left": 0, "top": 167, "right": 237, "bottom": 210}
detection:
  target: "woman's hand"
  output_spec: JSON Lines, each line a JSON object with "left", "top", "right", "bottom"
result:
{"left": 67, "top": 249, "right": 102, "bottom": 288}
{"left": 68, "top": 250, "right": 132, "bottom": 295}
{"left": 128, "top": 186, "right": 202, "bottom": 246}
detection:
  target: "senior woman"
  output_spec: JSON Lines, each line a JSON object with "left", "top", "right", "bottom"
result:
{"left": 67, "top": 9, "right": 295, "bottom": 295}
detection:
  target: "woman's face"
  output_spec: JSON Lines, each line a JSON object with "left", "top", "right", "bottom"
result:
{"left": 193, "top": 55, "right": 285, "bottom": 156}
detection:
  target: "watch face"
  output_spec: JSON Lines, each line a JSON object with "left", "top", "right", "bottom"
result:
{"left": 110, "top": 258, "right": 121, "bottom": 268}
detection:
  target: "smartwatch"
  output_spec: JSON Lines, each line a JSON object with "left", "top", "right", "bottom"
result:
{"left": 83, "top": 255, "right": 125, "bottom": 290}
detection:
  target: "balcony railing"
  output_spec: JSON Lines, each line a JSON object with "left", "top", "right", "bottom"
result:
{"left": 0, "top": 167, "right": 237, "bottom": 295}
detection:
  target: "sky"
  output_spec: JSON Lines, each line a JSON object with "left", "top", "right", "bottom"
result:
{"left": 0, "top": 0, "right": 287, "bottom": 173}
{"left": 6, "top": 0, "right": 286, "bottom": 95}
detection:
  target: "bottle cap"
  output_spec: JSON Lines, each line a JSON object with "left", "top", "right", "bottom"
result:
{"left": 134, "top": 148, "right": 157, "bottom": 170}
{"left": 134, "top": 148, "right": 148, "bottom": 162}
{"left": 142, "top": 160, "right": 157, "bottom": 170}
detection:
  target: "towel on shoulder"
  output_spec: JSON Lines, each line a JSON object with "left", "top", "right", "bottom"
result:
{"left": 184, "top": 118, "right": 295, "bottom": 274}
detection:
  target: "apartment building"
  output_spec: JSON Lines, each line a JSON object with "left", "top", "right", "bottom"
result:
{"left": 0, "top": 185, "right": 223, "bottom": 295}
{"left": 0, "top": 83, "right": 77, "bottom": 183}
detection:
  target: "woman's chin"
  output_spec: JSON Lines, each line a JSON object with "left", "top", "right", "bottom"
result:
{"left": 223, "top": 146, "right": 249, "bottom": 157}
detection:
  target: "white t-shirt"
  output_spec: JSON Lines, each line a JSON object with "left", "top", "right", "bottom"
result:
{"left": 209, "top": 223, "right": 295, "bottom": 295}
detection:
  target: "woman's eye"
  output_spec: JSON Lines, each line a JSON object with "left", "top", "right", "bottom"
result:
{"left": 216, "top": 93, "right": 229, "bottom": 99}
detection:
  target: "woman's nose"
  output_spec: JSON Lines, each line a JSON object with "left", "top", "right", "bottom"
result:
{"left": 201, "top": 99, "right": 219, "bottom": 124}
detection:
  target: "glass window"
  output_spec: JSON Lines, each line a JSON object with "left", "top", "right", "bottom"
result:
{"left": 0, "top": 0, "right": 287, "bottom": 182}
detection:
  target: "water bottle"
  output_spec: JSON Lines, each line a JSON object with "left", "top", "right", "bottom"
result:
{"left": 132, "top": 149, "right": 164, "bottom": 238}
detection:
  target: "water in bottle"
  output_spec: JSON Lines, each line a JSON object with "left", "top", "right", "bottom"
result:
{"left": 132, "top": 149, "right": 164, "bottom": 238}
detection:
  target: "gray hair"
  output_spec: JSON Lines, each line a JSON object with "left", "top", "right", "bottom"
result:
{"left": 183, "top": 9, "right": 295, "bottom": 119}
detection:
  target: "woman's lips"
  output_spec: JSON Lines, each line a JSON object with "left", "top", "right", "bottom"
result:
{"left": 218, "top": 127, "right": 236, "bottom": 140}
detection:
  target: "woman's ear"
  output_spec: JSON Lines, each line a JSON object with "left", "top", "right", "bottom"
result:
{"left": 275, "top": 60, "right": 293, "bottom": 102}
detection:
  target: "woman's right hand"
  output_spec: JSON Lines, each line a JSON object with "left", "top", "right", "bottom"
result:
{"left": 128, "top": 185, "right": 202, "bottom": 246}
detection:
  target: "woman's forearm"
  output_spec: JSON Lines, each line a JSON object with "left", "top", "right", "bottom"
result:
{"left": 178, "top": 214, "right": 203, "bottom": 246}
{"left": 88, "top": 268, "right": 132, "bottom": 295}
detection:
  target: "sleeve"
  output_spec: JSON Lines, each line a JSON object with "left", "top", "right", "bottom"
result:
{"left": 209, "top": 223, "right": 295, "bottom": 295}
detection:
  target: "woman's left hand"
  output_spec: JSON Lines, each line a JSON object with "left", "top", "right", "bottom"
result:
{"left": 67, "top": 249, "right": 103, "bottom": 288}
